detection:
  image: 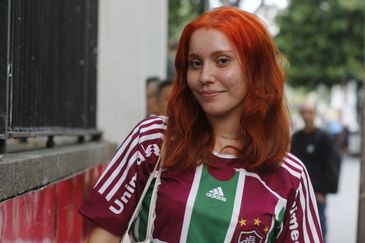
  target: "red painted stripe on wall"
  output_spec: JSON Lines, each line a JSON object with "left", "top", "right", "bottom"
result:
{"left": 0, "top": 163, "right": 105, "bottom": 242}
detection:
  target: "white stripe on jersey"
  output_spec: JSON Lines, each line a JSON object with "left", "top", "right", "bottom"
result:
{"left": 300, "top": 171, "right": 321, "bottom": 242}
{"left": 224, "top": 170, "right": 245, "bottom": 243}
{"left": 276, "top": 221, "right": 284, "bottom": 240}
{"left": 151, "top": 239, "right": 168, "bottom": 243}
{"left": 240, "top": 168, "right": 288, "bottom": 242}
{"left": 290, "top": 154, "right": 319, "bottom": 212}
{"left": 237, "top": 169, "right": 287, "bottom": 205}
{"left": 281, "top": 163, "right": 301, "bottom": 179}
{"left": 104, "top": 133, "right": 163, "bottom": 201}
{"left": 98, "top": 135, "right": 140, "bottom": 196}
{"left": 274, "top": 198, "right": 286, "bottom": 222}
{"left": 284, "top": 155, "right": 304, "bottom": 170}
{"left": 264, "top": 217, "right": 275, "bottom": 243}
{"left": 105, "top": 150, "right": 139, "bottom": 201}
{"left": 140, "top": 123, "right": 166, "bottom": 134}
{"left": 140, "top": 133, "right": 164, "bottom": 144}
{"left": 282, "top": 156, "right": 304, "bottom": 178}
{"left": 289, "top": 154, "right": 320, "bottom": 219}
{"left": 179, "top": 165, "right": 203, "bottom": 243}
{"left": 95, "top": 117, "right": 163, "bottom": 188}
{"left": 98, "top": 118, "right": 163, "bottom": 196}
{"left": 298, "top": 183, "right": 310, "bottom": 243}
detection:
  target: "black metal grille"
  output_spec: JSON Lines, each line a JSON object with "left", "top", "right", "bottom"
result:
{"left": 0, "top": 0, "right": 99, "bottom": 150}
{"left": 0, "top": 1, "right": 9, "bottom": 139}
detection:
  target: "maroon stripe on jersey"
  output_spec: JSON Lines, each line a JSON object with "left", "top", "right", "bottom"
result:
{"left": 94, "top": 116, "right": 165, "bottom": 198}
{"left": 153, "top": 169, "right": 196, "bottom": 243}
{"left": 301, "top": 169, "right": 323, "bottom": 241}
{"left": 300, "top": 180, "right": 312, "bottom": 243}
{"left": 286, "top": 152, "right": 301, "bottom": 162}
{"left": 100, "top": 117, "right": 165, "bottom": 201}
{"left": 284, "top": 154, "right": 305, "bottom": 175}
{"left": 276, "top": 154, "right": 323, "bottom": 242}
{"left": 231, "top": 174, "right": 280, "bottom": 242}
{"left": 287, "top": 152, "right": 322, "bottom": 231}
{"left": 254, "top": 164, "right": 300, "bottom": 201}
{"left": 285, "top": 153, "right": 307, "bottom": 174}
{"left": 79, "top": 116, "right": 166, "bottom": 236}
{"left": 302, "top": 179, "right": 316, "bottom": 243}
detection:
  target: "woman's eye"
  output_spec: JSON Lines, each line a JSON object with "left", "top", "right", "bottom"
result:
{"left": 189, "top": 59, "right": 201, "bottom": 69}
{"left": 217, "top": 57, "right": 230, "bottom": 66}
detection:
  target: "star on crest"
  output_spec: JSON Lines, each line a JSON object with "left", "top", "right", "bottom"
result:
{"left": 254, "top": 217, "right": 261, "bottom": 226}
{"left": 264, "top": 226, "right": 269, "bottom": 233}
{"left": 239, "top": 218, "right": 247, "bottom": 226}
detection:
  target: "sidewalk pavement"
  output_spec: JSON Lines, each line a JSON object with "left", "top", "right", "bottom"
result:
{"left": 327, "top": 155, "right": 361, "bottom": 243}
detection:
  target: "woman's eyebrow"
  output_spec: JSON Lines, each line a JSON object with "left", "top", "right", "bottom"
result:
{"left": 211, "top": 50, "right": 234, "bottom": 56}
{"left": 188, "top": 50, "right": 234, "bottom": 57}
{"left": 188, "top": 53, "right": 200, "bottom": 59}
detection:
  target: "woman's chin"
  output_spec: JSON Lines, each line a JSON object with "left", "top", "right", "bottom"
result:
{"left": 202, "top": 110, "right": 228, "bottom": 119}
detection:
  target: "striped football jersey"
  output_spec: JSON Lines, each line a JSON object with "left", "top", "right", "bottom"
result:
{"left": 79, "top": 116, "right": 323, "bottom": 243}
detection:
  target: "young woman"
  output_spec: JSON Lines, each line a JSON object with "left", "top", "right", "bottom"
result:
{"left": 80, "top": 6, "right": 324, "bottom": 243}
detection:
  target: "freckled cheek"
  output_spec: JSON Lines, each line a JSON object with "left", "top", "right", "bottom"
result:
{"left": 220, "top": 71, "right": 246, "bottom": 97}
{"left": 219, "top": 71, "right": 240, "bottom": 86}
{"left": 187, "top": 72, "right": 199, "bottom": 90}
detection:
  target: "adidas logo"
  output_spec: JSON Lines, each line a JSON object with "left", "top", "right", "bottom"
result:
{"left": 206, "top": 187, "right": 227, "bottom": 202}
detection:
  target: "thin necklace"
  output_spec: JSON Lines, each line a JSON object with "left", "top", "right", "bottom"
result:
{"left": 215, "top": 140, "right": 242, "bottom": 154}
{"left": 220, "top": 145, "right": 241, "bottom": 154}
{"left": 215, "top": 131, "right": 240, "bottom": 140}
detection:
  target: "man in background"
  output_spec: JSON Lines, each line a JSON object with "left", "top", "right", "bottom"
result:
{"left": 156, "top": 80, "right": 173, "bottom": 116}
{"left": 146, "top": 77, "right": 161, "bottom": 116}
{"left": 291, "top": 101, "right": 341, "bottom": 242}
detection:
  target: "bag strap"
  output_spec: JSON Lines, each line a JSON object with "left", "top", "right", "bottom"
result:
{"left": 122, "top": 154, "right": 161, "bottom": 240}
{"left": 144, "top": 168, "right": 161, "bottom": 240}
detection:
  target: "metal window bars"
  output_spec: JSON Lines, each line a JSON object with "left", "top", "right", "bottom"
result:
{"left": 0, "top": 0, "right": 100, "bottom": 153}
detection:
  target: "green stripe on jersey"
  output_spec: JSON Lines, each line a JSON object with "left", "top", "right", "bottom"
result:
{"left": 186, "top": 165, "right": 239, "bottom": 242}
{"left": 267, "top": 206, "right": 286, "bottom": 242}
{"left": 131, "top": 179, "right": 156, "bottom": 241}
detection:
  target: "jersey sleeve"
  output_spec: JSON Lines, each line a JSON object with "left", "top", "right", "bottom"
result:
{"left": 276, "top": 156, "right": 324, "bottom": 243}
{"left": 78, "top": 116, "right": 166, "bottom": 236}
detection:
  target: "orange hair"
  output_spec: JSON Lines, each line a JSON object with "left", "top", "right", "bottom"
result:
{"left": 163, "top": 6, "right": 290, "bottom": 171}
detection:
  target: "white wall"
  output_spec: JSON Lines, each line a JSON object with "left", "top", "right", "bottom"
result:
{"left": 98, "top": 1, "right": 167, "bottom": 144}
{"left": 144, "top": 1, "right": 168, "bottom": 79}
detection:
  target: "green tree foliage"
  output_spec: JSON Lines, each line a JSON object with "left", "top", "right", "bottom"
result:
{"left": 275, "top": 0, "right": 364, "bottom": 88}
{"left": 167, "top": 0, "right": 207, "bottom": 78}
{"left": 168, "top": 0, "right": 206, "bottom": 51}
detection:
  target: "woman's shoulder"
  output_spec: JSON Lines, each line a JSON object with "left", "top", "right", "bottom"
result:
{"left": 140, "top": 115, "right": 168, "bottom": 126}
{"left": 253, "top": 153, "right": 309, "bottom": 199}
{"left": 278, "top": 152, "right": 315, "bottom": 191}
{"left": 134, "top": 115, "right": 167, "bottom": 135}
{"left": 255, "top": 152, "right": 307, "bottom": 181}
{"left": 279, "top": 152, "right": 307, "bottom": 179}
{"left": 120, "top": 115, "right": 167, "bottom": 149}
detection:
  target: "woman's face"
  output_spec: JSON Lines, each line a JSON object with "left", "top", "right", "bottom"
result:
{"left": 187, "top": 28, "right": 246, "bottom": 121}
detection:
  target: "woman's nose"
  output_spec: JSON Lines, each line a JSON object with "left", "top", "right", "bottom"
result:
{"left": 199, "top": 63, "right": 215, "bottom": 84}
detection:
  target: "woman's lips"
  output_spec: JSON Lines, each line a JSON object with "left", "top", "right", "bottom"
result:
{"left": 199, "top": 90, "right": 223, "bottom": 98}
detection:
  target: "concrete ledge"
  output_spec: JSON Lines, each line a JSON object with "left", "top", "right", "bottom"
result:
{"left": 0, "top": 141, "right": 117, "bottom": 201}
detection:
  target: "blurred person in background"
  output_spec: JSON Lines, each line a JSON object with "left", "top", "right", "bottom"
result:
{"left": 146, "top": 76, "right": 161, "bottom": 116}
{"left": 324, "top": 109, "right": 350, "bottom": 155}
{"left": 156, "top": 80, "right": 173, "bottom": 116}
{"left": 291, "top": 101, "right": 342, "bottom": 242}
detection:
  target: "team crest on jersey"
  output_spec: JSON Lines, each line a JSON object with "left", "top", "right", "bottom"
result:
{"left": 238, "top": 230, "right": 263, "bottom": 243}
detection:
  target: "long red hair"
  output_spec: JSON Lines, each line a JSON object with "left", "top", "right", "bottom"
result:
{"left": 163, "top": 6, "right": 290, "bottom": 171}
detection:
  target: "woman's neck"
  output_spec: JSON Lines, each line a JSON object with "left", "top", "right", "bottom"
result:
{"left": 208, "top": 115, "right": 241, "bottom": 139}
{"left": 208, "top": 115, "right": 242, "bottom": 156}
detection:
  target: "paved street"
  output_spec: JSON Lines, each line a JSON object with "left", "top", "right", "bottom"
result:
{"left": 327, "top": 155, "right": 361, "bottom": 243}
